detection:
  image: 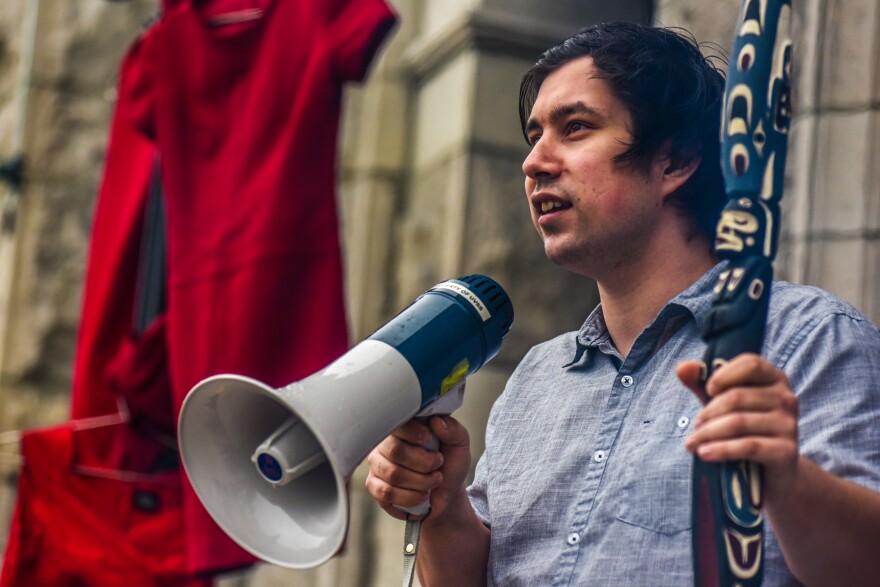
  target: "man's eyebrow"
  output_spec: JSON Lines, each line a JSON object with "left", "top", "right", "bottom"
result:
{"left": 525, "top": 101, "right": 604, "bottom": 135}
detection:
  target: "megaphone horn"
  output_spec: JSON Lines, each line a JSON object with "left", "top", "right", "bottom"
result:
{"left": 178, "top": 274, "right": 514, "bottom": 569}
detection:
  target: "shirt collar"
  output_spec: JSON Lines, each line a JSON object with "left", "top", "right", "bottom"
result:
{"left": 566, "top": 261, "right": 727, "bottom": 367}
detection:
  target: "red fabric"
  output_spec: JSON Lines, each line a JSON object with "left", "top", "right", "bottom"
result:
{"left": 0, "top": 424, "right": 212, "bottom": 587}
{"left": 52, "top": 36, "right": 203, "bottom": 583}
{"left": 104, "top": 314, "right": 176, "bottom": 472}
{"left": 70, "top": 42, "right": 157, "bottom": 422}
{"left": 121, "top": 0, "right": 397, "bottom": 573}
{"left": 106, "top": 314, "right": 174, "bottom": 438}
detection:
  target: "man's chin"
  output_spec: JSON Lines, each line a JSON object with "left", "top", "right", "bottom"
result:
{"left": 544, "top": 243, "right": 585, "bottom": 272}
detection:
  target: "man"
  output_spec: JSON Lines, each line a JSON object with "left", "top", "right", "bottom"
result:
{"left": 366, "top": 22, "right": 880, "bottom": 585}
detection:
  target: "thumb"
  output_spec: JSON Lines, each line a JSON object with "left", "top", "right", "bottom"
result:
{"left": 429, "top": 415, "right": 470, "bottom": 449}
{"left": 425, "top": 416, "right": 472, "bottom": 518}
{"left": 677, "top": 360, "right": 709, "bottom": 404}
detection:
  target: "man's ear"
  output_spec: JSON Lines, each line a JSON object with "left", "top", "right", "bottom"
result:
{"left": 660, "top": 155, "right": 701, "bottom": 198}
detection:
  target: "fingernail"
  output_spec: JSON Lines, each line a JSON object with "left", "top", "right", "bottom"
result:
{"left": 437, "top": 417, "right": 448, "bottom": 430}
{"left": 698, "top": 445, "right": 714, "bottom": 459}
{"left": 434, "top": 453, "right": 444, "bottom": 469}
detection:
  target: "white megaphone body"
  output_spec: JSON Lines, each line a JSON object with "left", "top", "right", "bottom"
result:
{"left": 178, "top": 274, "right": 513, "bottom": 569}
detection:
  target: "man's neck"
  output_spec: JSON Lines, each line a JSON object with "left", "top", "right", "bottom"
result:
{"left": 597, "top": 245, "right": 716, "bottom": 359}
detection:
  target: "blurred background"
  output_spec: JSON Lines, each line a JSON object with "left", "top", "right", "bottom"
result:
{"left": 0, "top": 0, "right": 878, "bottom": 585}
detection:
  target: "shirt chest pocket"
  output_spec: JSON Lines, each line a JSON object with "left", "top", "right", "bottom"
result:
{"left": 615, "top": 411, "right": 694, "bottom": 536}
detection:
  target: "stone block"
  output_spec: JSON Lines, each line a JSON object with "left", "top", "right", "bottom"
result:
{"left": 805, "top": 237, "right": 866, "bottom": 311}
{"left": 24, "top": 85, "right": 113, "bottom": 184}
{"left": 341, "top": 78, "right": 411, "bottom": 173}
{"left": 654, "top": 0, "right": 741, "bottom": 48}
{"left": 817, "top": 0, "right": 880, "bottom": 109}
{"left": 472, "top": 53, "right": 534, "bottom": 152}
{"left": 32, "top": 0, "right": 153, "bottom": 87}
{"left": 861, "top": 237, "right": 880, "bottom": 324}
{"left": 780, "top": 114, "right": 817, "bottom": 284}
{"left": 338, "top": 176, "right": 400, "bottom": 339}
{"left": 784, "top": 115, "right": 815, "bottom": 239}
{"left": 485, "top": 0, "right": 652, "bottom": 33}
{"left": 411, "top": 51, "right": 477, "bottom": 170}
{"left": 791, "top": 0, "right": 822, "bottom": 113}
{"left": 422, "top": 0, "right": 479, "bottom": 41}
{"left": 393, "top": 154, "right": 456, "bottom": 303}
{"left": 809, "top": 110, "right": 872, "bottom": 233}
{"left": 865, "top": 109, "right": 880, "bottom": 232}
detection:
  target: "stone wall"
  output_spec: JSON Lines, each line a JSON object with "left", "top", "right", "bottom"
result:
{"left": 656, "top": 0, "right": 880, "bottom": 323}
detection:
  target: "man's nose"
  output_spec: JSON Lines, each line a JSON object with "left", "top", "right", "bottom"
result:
{"left": 522, "top": 137, "right": 561, "bottom": 180}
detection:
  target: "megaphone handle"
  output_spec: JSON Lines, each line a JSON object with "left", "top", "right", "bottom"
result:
{"left": 396, "top": 381, "right": 466, "bottom": 516}
{"left": 396, "top": 416, "right": 439, "bottom": 517}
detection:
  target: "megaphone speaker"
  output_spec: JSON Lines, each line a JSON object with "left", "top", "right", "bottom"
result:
{"left": 178, "top": 274, "right": 513, "bottom": 569}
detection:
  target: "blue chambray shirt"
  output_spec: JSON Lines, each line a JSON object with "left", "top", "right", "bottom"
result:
{"left": 468, "top": 263, "right": 880, "bottom": 586}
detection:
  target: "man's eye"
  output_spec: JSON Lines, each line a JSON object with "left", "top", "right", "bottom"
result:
{"left": 527, "top": 134, "right": 541, "bottom": 146}
{"left": 567, "top": 121, "right": 590, "bottom": 134}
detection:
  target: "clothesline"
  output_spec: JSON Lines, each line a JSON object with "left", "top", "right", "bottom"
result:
{"left": 0, "top": 412, "right": 127, "bottom": 468}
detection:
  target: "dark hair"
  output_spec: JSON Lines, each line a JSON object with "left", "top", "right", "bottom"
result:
{"left": 519, "top": 22, "right": 727, "bottom": 239}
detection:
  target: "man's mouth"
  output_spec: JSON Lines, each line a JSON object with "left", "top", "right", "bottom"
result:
{"left": 535, "top": 197, "right": 572, "bottom": 216}
{"left": 540, "top": 200, "right": 569, "bottom": 214}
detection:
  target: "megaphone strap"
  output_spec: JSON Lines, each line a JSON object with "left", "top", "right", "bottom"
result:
{"left": 402, "top": 510, "right": 430, "bottom": 587}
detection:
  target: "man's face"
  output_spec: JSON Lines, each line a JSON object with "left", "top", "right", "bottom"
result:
{"left": 522, "top": 56, "right": 669, "bottom": 279}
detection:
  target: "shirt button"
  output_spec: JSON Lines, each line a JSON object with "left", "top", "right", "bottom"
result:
{"left": 566, "top": 533, "right": 580, "bottom": 546}
{"left": 593, "top": 450, "right": 607, "bottom": 463}
{"left": 678, "top": 416, "right": 690, "bottom": 429}
{"left": 621, "top": 375, "right": 634, "bottom": 387}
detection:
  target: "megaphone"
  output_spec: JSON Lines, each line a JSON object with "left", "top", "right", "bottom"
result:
{"left": 178, "top": 274, "right": 513, "bottom": 569}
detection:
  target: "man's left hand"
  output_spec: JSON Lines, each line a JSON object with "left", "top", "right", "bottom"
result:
{"left": 678, "top": 354, "right": 799, "bottom": 499}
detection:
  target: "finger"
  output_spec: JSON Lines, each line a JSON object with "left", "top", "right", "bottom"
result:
{"left": 691, "top": 436, "right": 798, "bottom": 467}
{"left": 392, "top": 419, "right": 434, "bottom": 446}
{"left": 706, "top": 353, "right": 788, "bottom": 397}
{"left": 368, "top": 449, "right": 443, "bottom": 490}
{"left": 429, "top": 416, "right": 470, "bottom": 449}
{"left": 365, "top": 471, "right": 436, "bottom": 511}
{"left": 676, "top": 361, "right": 709, "bottom": 404}
{"left": 696, "top": 385, "right": 796, "bottom": 425}
{"left": 373, "top": 435, "right": 444, "bottom": 475}
{"left": 686, "top": 411, "right": 797, "bottom": 451}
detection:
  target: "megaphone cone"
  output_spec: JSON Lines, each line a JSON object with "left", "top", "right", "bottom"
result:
{"left": 178, "top": 275, "right": 513, "bottom": 569}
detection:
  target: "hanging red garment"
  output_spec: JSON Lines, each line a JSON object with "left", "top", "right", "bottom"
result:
{"left": 0, "top": 422, "right": 212, "bottom": 587}
{"left": 1, "top": 31, "right": 211, "bottom": 585}
{"left": 122, "top": 0, "right": 397, "bottom": 574}
{"left": 70, "top": 43, "right": 158, "bottom": 424}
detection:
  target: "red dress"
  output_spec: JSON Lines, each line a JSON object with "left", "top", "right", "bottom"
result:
{"left": 123, "top": 0, "right": 396, "bottom": 573}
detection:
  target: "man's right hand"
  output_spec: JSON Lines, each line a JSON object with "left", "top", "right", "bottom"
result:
{"left": 365, "top": 415, "right": 472, "bottom": 522}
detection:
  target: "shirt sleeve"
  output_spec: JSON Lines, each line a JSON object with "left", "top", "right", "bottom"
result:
{"left": 325, "top": 0, "right": 397, "bottom": 82}
{"left": 468, "top": 442, "right": 492, "bottom": 528}
{"left": 773, "top": 302, "right": 880, "bottom": 492}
